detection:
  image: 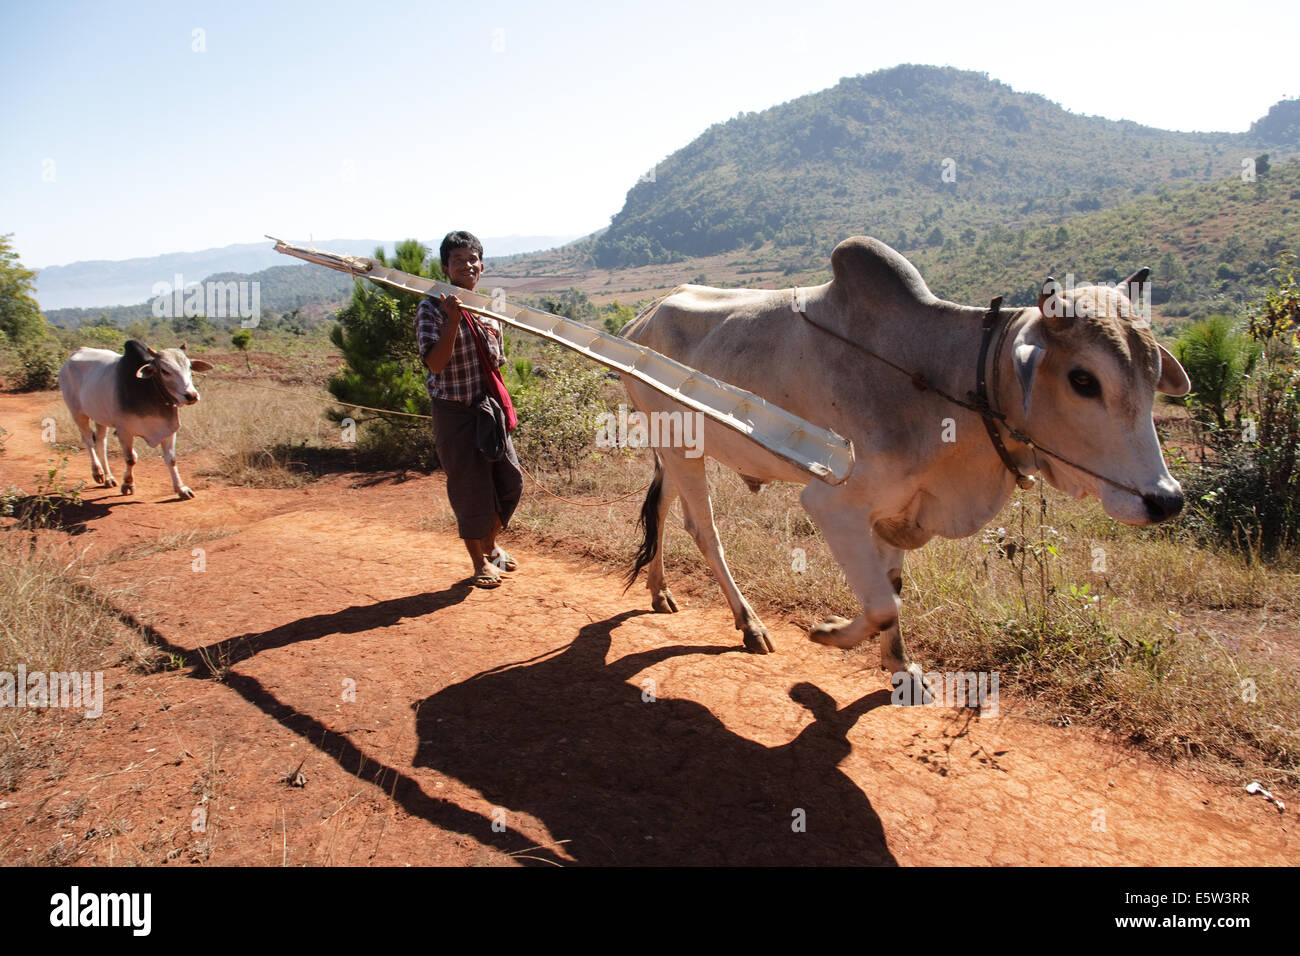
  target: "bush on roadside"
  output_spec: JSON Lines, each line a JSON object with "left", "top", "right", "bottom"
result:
{"left": 1176, "top": 252, "right": 1300, "bottom": 558}
{"left": 15, "top": 341, "right": 61, "bottom": 391}
{"left": 511, "top": 345, "right": 608, "bottom": 478}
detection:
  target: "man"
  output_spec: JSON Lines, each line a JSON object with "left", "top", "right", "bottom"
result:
{"left": 415, "top": 231, "right": 524, "bottom": 588}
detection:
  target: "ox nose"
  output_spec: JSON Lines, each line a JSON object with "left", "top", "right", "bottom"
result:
{"left": 185, "top": 391, "right": 199, "bottom": 404}
{"left": 1142, "top": 489, "right": 1184, "bottom": 523}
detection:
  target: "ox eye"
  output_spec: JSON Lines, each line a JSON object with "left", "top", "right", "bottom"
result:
{"left": 1068, "top": 368, "right": 1101, "bottom": 399}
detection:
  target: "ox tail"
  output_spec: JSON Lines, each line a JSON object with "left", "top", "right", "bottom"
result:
{"left": 623, "top": 455, "right": 664, "bottom": 593}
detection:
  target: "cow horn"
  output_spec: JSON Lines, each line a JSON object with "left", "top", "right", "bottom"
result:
{"left": 180, "top": 341, "right": 188, "bottom": 351}
{"left": 1037, "top": 276, "right": 1071, "bottom": 330}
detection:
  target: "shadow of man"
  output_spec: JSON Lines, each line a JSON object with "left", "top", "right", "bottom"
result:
{"left": 180, "top": 584, "right": 473, "bottom": 675}
{"left": 413, "top": 610, "right": 896, "bottom": 865}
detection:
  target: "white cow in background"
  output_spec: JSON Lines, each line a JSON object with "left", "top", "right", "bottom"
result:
{"left": 58, "top": 340, "right": 213, "bottom": 500}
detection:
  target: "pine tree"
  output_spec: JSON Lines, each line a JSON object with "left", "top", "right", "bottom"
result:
{"left": 327, "top": 239, "right": 442, "bottom": 418}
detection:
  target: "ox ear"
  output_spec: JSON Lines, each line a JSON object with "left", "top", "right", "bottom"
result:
{"left": 1036, "top": 276, "right": 1071, "bottom": 332}
{"left": 135, "top": 364, "right": 157, "bottom": 379}
{"left": 1012, "top": 317, "right": 1048, "bottom": 415}
{"left": 1156, "top": 343, "right": 1190, "bottom": 397}
{"left": 189, "top": 359, "right": 213, "bottom": 373}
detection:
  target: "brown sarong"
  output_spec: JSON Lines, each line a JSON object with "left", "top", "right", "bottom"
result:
{"left": 431, "top": 396, "right": 523, "bottom": 540}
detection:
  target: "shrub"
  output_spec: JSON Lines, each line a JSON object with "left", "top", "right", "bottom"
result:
{"left": 60, "top": 325, "right": 125, "bottom": 352}
{"left": 511, "top": 346, "right": 608, "bottom": 477}
{"left": 1178, "top": 252, "right": 1300, "bottom": 557}
{"left": 1172, "top": 314, "right": 1258, "bottom": 429}
{"left": 15, "top": 341, "right": 60, "bottom": 391}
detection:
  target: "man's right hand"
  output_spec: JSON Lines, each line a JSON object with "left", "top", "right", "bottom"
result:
{"left": 440, "top": 293, "right": 466, "bottom": 326}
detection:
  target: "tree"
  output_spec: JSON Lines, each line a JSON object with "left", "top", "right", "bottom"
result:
{"left": 1181, "top": 252, "right": 1300, "bottom": 557}
{"left": 601, "top": 301, "right": 636, "bottom": 335}
{"left": 538, "top": 288, "right": 597, "bottom": 324}
{"left": 327, "top": 240, "right": 443, "bottom": 465}
{"left": 1173, "top": 314, "right": 1258, "bottom": 429}
{"left": 0, "top": 234, "right": 47, "bottom": 347}
{"left": 231, "top": 328, "right": 252, "bottom": 371}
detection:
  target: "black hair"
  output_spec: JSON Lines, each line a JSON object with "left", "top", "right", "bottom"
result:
{"left": 439, "top": 231, "right": 484, "bottom": 275}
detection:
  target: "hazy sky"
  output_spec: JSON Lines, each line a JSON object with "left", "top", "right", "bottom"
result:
{"left": 2, "top": 0, "right": 1296, "bottom": 269}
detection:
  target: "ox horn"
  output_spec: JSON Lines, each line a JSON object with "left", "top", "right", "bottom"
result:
{"left": 1121, "top": 267, "right": 1150, "bottom": 307}
{"left": 1037, "top": 276, "right": 1071, "bottom": 330}
{"left": 1122, "top": 267, "right": 1150, "bottom": 289}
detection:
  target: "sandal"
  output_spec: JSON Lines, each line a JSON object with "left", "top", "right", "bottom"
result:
{"left": 471, "top": 568, "right": 503, "bottom": 589}
{"left": 490, "top": 548, "right": 518, "bottom": 572}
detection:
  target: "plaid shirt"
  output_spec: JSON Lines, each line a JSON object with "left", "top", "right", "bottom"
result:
{"left": 414, "top": 295, "right": 505, "bottom": 403}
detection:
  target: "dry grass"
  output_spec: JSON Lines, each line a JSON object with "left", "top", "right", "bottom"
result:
{"left": 512, "top": 452, "right": 1300, "bottom": 788}
{"left": 97, "top": 526, "right": 237, "bottom": 565}
{"left": 902, "top": 506, "right": 1299, "bottom": 785}
{"left": 24, "top": 369, "right": 1299, "bottom": 788}
{"left": 182, "top": 380, "right": 344, "bottom": 487}
{"left": 0, "top": 534, "right": 154, "bottom": 793}
{"left": 39, "top": 379, "right": 343, "bottom": 489}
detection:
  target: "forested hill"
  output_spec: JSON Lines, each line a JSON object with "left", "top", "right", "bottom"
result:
{"left": 592, "top": 65, "right": 1300, "bottom": 268}
{"left": 43, "top": 263, "right": 354, "bottom": 330}
{"left": 908, "top": 157, "right": 1300, "bottom": 321}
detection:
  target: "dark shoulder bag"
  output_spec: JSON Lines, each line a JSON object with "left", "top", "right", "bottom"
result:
{"left": 472, "top": 391, "right": 509, "bottom": 462}
{"left": 463, "top": 316, "right": 515, "bottom": 462}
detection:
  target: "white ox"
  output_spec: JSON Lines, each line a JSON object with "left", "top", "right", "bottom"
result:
{"left": 621, "top": 236, "right": 1190, "bottom": 699}
{"left": 58, "top": 340, "right": 213, "bottom": 500}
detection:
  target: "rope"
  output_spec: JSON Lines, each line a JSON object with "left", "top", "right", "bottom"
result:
{"left": 225, "top": 379, "right": 649, "bottom": 505}
{"left": 792, "top": 291, "right": 992, "bottom": 417}
{"left": 515, "top": 458, "right": 649, "bottom": 507}
{"left": 233, "top": 380, "right": 434, "bottom": 419}
{"left": 792, "top": 288, "right": 1148, "bottom": 499}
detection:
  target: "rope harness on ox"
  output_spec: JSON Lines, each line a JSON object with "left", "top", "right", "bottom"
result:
{"left": 142, "top": 358, "right": 178, "bottom": 408}
{"left": 792, "top": 289, "right": 1149, "bottom": 500}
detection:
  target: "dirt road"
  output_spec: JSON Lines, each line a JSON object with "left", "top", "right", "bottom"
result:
{"left": 0, "top": 389, "right": 1292, "bottom": 865}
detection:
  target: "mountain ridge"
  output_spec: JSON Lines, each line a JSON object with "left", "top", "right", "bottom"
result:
{"left": 591, "top": 64, "right": 1298, "bottom": 268}
{"left": 32, "top": 234, "right": 583, "bottom": 311}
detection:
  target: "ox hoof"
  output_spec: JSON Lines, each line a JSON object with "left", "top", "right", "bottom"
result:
{"left": 651, "top": 589, "right": 679, "bottom": 614}
{"left": 177, "top": 486, "right": 196, "bottom": 500}
{"left": 887, "top": 664, "right": 935, "bottom": 706}
{"left": 104, "top": 476, "right": 117, "bottom": 487}
{"left": 809, "top": 616, "right": 862, "bottom": 649}
{"left": 120, "top": 483, "right": 134, "bottom": 496}
{"left": 742, "top": 625, "right": 774, "bottom": 654}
